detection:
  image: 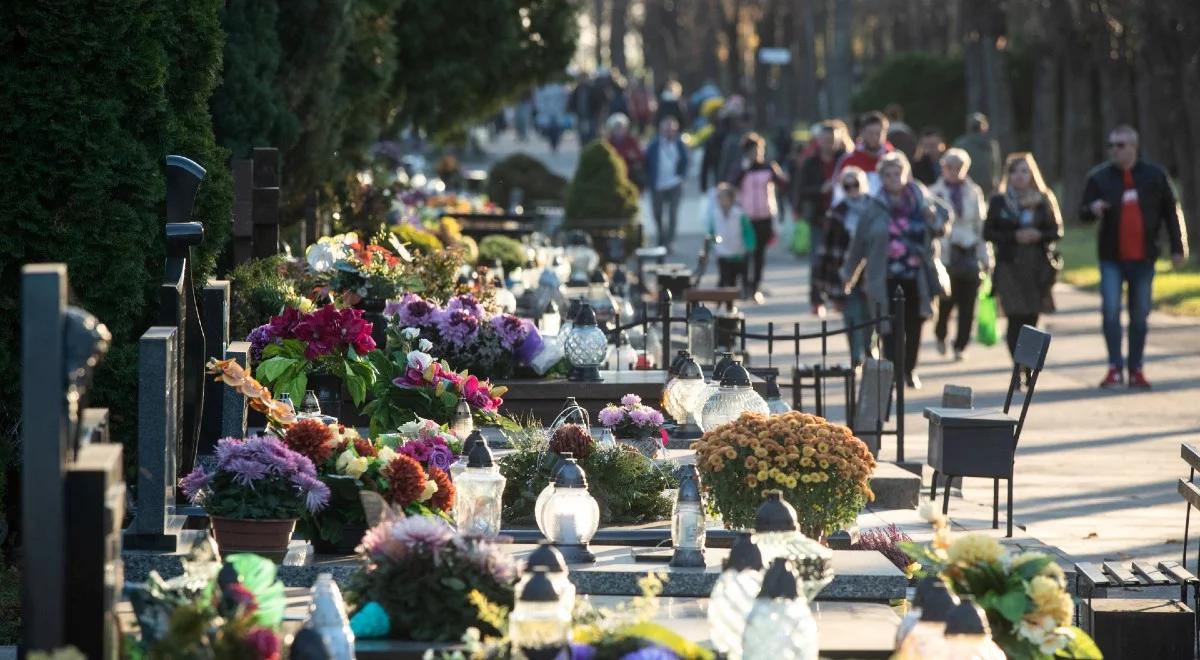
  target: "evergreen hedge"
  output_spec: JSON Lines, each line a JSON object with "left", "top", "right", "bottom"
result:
{"left": 486, "top": 153, "right": 568, "bottom": 209}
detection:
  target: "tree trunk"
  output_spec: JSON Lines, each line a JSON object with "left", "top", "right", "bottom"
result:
{"left": 827, "top": 0, "right": 854, "bottom": 118}
{"left": 609, "top": 0, "right": 629, "bottom": 74}
{"left": 641, "top": 0, "right": 666, "bottom": 86}
{"left": 593, "top": 0, "right": 606, "bottom": 69}
{"left": 1060, "top": 54, "right": 1094, "bottom": 223}
{"left": 795, "top": 0, "right": 820, "bottom": 121}
{"left": 1030, "top": 55, "right": 1061, "bottom": 182}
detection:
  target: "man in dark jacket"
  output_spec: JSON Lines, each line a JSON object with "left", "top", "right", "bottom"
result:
{"left": 645, "top": 117, "right": 690, "bottom": 250}
{"left": 1081, "top": 124, "right": 1189, "bottom": 389}
{"left": 796, "top": 120, "right": 850, "bottom": 314}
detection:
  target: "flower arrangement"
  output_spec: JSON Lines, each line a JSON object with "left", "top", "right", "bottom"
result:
{"left": 206, "top": 358, "right": 297, "bottom": 429}
{"left": 902, "top": 528, "right": 1101, "bottom": 659}
{"left": 348, "top": 516, "right": 517, "bottom": 641}
{"left": 382, "top": 292, "right": 545, "bottom": 379}
{"left": 691, "top": 411, "right": 875, "bottom": 536}
{"left": 180, "top": 435, "right": 331, "bottom": 520}
{"left": 363, "top": 343, "right": 516, "bottom": 437}
{"left": 598, "top": 394, "right": 666, "bottom": 439}
{"left": 852, "top": 524, "right": 918, "bottom": 577}
{"left": 250, "top": 304, "right": 379, "bottom": 405}
{"left": 548, "top": 424, "right": 594, "bottom": 460}
{"left": 306, "top": 232, "right": 419, "bottom": 305}
{"left": 499, "top": 426, "right": 676, "bottom": 526}
{"left": 127, "top": 554, "right": 287, "bottom": 660}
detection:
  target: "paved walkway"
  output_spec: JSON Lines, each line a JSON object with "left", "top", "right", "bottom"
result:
{"left": 474, "top": 131, "right": 1200, "bottom": 566}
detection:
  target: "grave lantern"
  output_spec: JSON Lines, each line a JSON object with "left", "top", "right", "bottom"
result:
{"left": 667, "top": 349, "right": 693, "bottom": 379}
{"left": 450, "top": 398, "right": 474, "bottom": 440}
{"left": 712, "top": 351, "right": 736, "bottom": 382}
{"left": 453, "top": 441, "right": 506, "bottom": 536}
{"left": 896, "top": 579, "right": 960, "bottom": 657}
{"left": 740, "top": 558, "right": 818, "bottom": 660}
{"left": 700, "top": 361, "right": 769, "bottom": 431}
{"left": 764, "top": 374, "right": 792, "bottom": 416}
{"left": 708, "top": 532, "right": 765, "bottom": 659}
{"left": 564, "top": 302, "right": 606, "bottom": 382}
{"left": 535, "top": 457, "right": 600, "bottom": 563}
{"left": 669, "top": 465, "right": 706, "bottom": 568}
{"left": 521, "top": 543, "right": 575, "bottom": 616}
{"left": 752, "top": 491, "right": 834, "bottom": 602}
{"left": 509, "top": 568, "right": 571, "bottom": 656}
{"left": 304, "top": 573, "right": 354, "bottom": 660}
{"left": 450, "top": 429, "right": 484, "bottom": 480}
{"left": 687, "top": 303, "right": 716, "bottom": 367}
{"left": 534, "top": 452, "right": 574, "bottom": 529}
{"left": 663, "top": 355, "right": 707, "bottom": 440}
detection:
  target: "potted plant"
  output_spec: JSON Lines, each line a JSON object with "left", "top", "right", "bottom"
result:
{"left": 691, "top": 411, "right": 876, "bottom": 539}
{"left": 348, "top": 516, "right": 516, "bottom": 642}
{"left": 249, "top": 303, "right": 379, "bottom": 419}
{"left": 180, "top": 435, "right": 331, "bottom": 562}
{"left": 598, "top": 394, "right": 666, "bottom": 458}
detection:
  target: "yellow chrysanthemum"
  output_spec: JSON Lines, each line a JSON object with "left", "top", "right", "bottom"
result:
{"left": 724, "top": 447, "right": 737, "bottom": 459}
{"left": 1027, "top": 575, "right": 1073, "bottom": 626}
{"left": 756, "top": 470, "right": 769, "bottom": 481}
{"left": 801, "top": 446, "right": 816, "bottom": 458}
{"left": 745, "top": 456, "right": 758, "bottom": 469}
{"left": 819, "top": 460, "right": 830, "bottom": 469}
{"left": 800, "top": 457, "right": 814, "bottom": 467}
{"left": 754, "top": 448, "right": 768, "bottom": 458}
{"left": 947, "top": 533, "right": 1005, "bottom": 566}
{"left": 746, "top": 475, "right": 759, "bottom": 487}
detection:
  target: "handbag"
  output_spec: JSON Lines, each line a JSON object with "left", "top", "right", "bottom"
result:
{"left": 948, "top": 243, "right": 981, "bottom": 277}
{"left": 790, "top": 217, "right": 811, "bottom": 255}
{"left": 976, "top": 275, "right": 998, "bottom": 346}
{"left": 741, "top": 216, "right": 758, "bottom": 252}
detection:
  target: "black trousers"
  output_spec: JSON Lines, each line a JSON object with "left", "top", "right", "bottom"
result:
{"left": 934, "top": 274, "right": 981, "bottom": 352}
{"left": 883, "top": 277, "right": 924, "bottom": 376}
{"left": 1006, "top": 313, "right": 1039, "bottom": 357}
{"left": 717, "top": 256, "right": 747, "bottom": 291}
{"left": 748, "top": 217, "right": 774, "bottom": 292}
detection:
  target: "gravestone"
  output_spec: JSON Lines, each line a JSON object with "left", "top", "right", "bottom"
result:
{"left": 221, "top": 341, "right": 252, "bottom": 439}
{"left": 22, "top": 264, "right": 124, "bottom": 659}
{"left": 252, "top": 147, "right": 281, "bottom": 259}
{"left": 161, "top": 155, "right": 208, "bottom": 476}
{"left": 198, "top": 280, "right": 230, "bottom": 456}
{"left": 853, "top": 357, "right": 894, "bottom": 457}
{"left": 125, "top": 327, "right": 190, "bottom": 551}
{"left": 231, "top": 158, "right": 254, "bottom": 266}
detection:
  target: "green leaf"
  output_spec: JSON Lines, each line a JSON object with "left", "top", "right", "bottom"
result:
{"left": 1014, "top": 556, "right": 1055, "bottom": 581}
{"left": 256, "top": 356, "right": 297, "bottom": 384}
{"left": 440, "top": 576, "right": 467, "bottom": 591}
{"left": 992, "top": 590, "right": 1030, "bottom": 624}
{"left": 345, "top": 372, "right": 368, "bottom": 406}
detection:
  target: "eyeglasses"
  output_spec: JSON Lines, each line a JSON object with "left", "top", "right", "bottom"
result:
{"left": 843, "top": 181, "right": 859, "bottom": 190}
{"left": 1108, "top": 142, "right": 1126, "bottom": 149}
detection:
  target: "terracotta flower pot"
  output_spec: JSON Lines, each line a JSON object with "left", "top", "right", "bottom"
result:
{"left": 211, "top": 517, "right": 297, "bottom": 563}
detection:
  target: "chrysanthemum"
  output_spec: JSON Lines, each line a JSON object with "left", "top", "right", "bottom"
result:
{"left": 384, "top": 454, "right": 428, "bottom": 508}
{"left": 428, "top": 467, "right": 456, "bottom": 512}
{"left": 179, "top": 466, "right": 211, "bottom": 502}
{"left": 283, "top": 419, "right": 336, "bottom": 466}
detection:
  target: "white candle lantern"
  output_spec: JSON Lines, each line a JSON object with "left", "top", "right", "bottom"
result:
{"left": 708, "top": 533, "right": 765, "bottom": 660}
{"left": 752, "top": 491, "right": 834, "bottom": 602}
{"left": 700, "top": 361, "right": 770, "bottom": 432}
{"left": 534, "top": 457, "right": 600, "bottom": 563}
{"left": 453, "top": 440, "right": 506, "bottom": 536}
{"left": 564, "top": 303, "right": 607, "bottom": 383}
{"left": 741, "top": 558, "right": 819, "bottom": 660}
{"left": 508, "top": 568, "right": 571, "bottom": 656}
{"left": 669, "top": 464, "right": 706, "bottom": 568}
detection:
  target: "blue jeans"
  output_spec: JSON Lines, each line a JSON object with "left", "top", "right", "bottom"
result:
{"left": 1099, "top": 259, "right": 1155, "bottom": 371}
{"left": 842, "top": 290, "right": 871, "bottom": 367}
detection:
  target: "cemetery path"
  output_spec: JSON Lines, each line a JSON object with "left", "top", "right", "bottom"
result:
{"left": 476, "top": 132, "right": 1200, "bottom": 566}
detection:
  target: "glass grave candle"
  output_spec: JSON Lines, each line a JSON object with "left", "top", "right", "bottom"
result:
{"left": 752, "top": 491, "right": 834, "bottom": 601}
{"left": 663, "top": 355, "right": 708, "bottom": 439}
{"left": 741, "top": 558, "right": 818, "bottom": 660}
{"left": 687, "top": 303, "right": 717, "bottom": 367}
{"left": 508, "top": 569, "right": 570, "bottom": 657}
{"left": 708, "top": 533, "right": 765, "bottom": 659}
{"left": 534, "top": 457, "right": 599, "bottom": 563}
{"left": 669, "top": 464, "right": 706, "bottom": 567}
{"left": 453, "top": 441, "right": 507, "bottom": 536}
{"left": 700, "top": 361, "right": 769, "bottom": 431}
{"left": 563, "top": 303, "right": 606, "bottom": 382}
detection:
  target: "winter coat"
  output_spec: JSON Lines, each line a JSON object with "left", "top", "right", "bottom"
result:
{"left": 644, "top": 136, "right": 689, "bottom": 190}
{"left": 984, "top": 192, "right": 1063, "bottom": 316}
{"left": 1079, "top": 160, "right": 1188, "bottom": 262}
{"left": 928, "top": 177, "right": 992, "bottom": 274}
{"left": 840, "top": 182, "right": 948, "bottom": 319}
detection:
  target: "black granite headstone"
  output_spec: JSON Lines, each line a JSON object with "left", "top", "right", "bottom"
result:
{"left": 198, "top": 280, "right": 230, "bottom": 456}
{"left": 252, "top": 147, "right": 281, "bottom": 259}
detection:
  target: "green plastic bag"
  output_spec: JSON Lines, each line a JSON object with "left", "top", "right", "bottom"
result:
{"left": 976, "top": 275, "right": 998, "bottom": 347}
{"left": 791, "top": 218, "right": 811, "bottom": 255}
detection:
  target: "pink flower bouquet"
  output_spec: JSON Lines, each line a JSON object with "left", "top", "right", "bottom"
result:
{"left": 599, "top": 394, "right": 667, "bottom": 439}
{"left": 250, "top": 304, "right": 379, "bottom": 405}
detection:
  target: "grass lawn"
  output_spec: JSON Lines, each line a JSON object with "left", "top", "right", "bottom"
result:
{"left": 1057, "top": 225, "right": 1200, "bottom": 316}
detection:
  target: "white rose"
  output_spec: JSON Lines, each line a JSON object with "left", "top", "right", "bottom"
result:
{"left": 407, "top": 350, "right": 434, "bottom": 372}
{"left": 335, "top": 449, "right": 358, "bottom": 475}
{"left": 401, "top": 327, "right": 421, "bottom": 340}
{"left": 377, "top": 446, "right": 397, "bottom": 464}
{"left": 420, "top": 479, "right": 439, "bottom": 502}
{"left": 305, "top": 241, "right": 339, "bottom": 273}
{"left": 418, "top": 338, "right": 433, "bottom": 352}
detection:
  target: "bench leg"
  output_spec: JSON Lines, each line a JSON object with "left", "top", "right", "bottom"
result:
{"left": 993, "top": 479, "right": 1000, "bottom": 529}
{"left": 930, "top": 470, "right": 939, "bottom": 500}
{"left": 1006, "top": 477, "right": 1014, "bottom": 538}
{"left": 943, "top": 476, "right": 952, "bottom": 515}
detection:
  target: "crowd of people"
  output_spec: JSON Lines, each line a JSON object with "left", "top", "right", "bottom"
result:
{"left": 501, "top": 75, "right": 1190, "bottom": 392}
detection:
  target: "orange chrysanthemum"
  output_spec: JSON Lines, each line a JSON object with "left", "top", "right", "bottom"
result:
{"left": 384, "top": 454, "right": 427, "bottom": 508}
{"left": 284, "top": 419, "right": 335, "bottom": 466}
{"left": 428, "top": 467, "right": 455, "bottom": 512}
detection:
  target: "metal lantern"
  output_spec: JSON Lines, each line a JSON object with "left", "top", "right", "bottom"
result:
{"left": 534, "top": 452, "right": 574, "bottom": 529}
{"left": 664, "top": 356, "right": 708, "bottom": 440}
{"left": 667, "top": 349, "right": 693, "bottom": 379}
{"left": 454, "top": 441, "right": 507, "bottom": 536}
{"left": 764, "top": 374, "right": 792, "bottom": 416}
{"left": 450, "top": 398, "right": 474, "bottom": 440}
{"left": 303, "top": 573, "right": 355, "bottom": 660}
{"left": 700, "top": 361, "right": 770, "bottom": 432}
{"left": 522, "top": 543, "right": 576, "bottom": 616}
{"left": 712, "top": 351, "right": 736, "bottom": 382}
{"left": 564, "top": 303, "right": 607, "bottom": 382}
{"left": 670, "top": 465, "right": 706, "bottom": 567}
{"left": 741, "top": 558, "right": 818, "bottom": 660}
{"left": 450, "top": 429, "right": 485, "bottom": 480}
{"left": 708, "top": 533, "right": 765, "bottom": 659}
{"left": 534, "top": 457, "right": 600, "bottom": 563}
{"left": 508, "top": 568, "right": 571, "bottom": 656}
{"left": 896, "top": 580, "right": 960, "bottom": 658}
{"left": 752, "top": 491, "right": 834, "bottom": 602}
{"left": 687, "top": 303, "right": 717, "bottom": 368}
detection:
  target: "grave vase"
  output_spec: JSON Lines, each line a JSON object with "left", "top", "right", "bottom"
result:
{"left": 211, "top": 517, "right": 297, "bottom": 563}
{"left": 309, "top": 372, "right": 343, "bottom": 421}
{"left": 616, "top": 429, "right": 663, "bottom": 459}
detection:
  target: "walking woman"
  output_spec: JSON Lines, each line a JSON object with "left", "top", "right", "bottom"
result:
{"left": 841, "top": 152, "right": 948, "bottom": 388}
{"left": 984, "top": 153, "right": 1063, "bottom": 364}
{"left": 733, "top": 132, "right": 788, "bottom": 303}
{"left": 930, "top": 147, "right": 991, "bottom": 361}
{"left": 814, "top": 166, "right": 874, "bottom": 367}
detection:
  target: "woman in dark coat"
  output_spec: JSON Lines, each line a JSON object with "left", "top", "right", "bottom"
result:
{"left": 983, "top": 152, "right": 1064, "bottom": 361}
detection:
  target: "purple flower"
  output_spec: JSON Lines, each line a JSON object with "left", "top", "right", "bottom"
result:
{"left": 629, "top": 407, "right": 653, "bottom": 426}
{"left": 570, "top": 644, "right": 598, "bottom": 660}
{"left": 394, "top": 293, "right": 439, "bottom": 328}
{"left": 427, "top": 443, "right": 455, "bottom": 471}
{"left": 648, "top": 409, "right": 665, "bottom": 427}
{"left": 400, "top": 440, "right": 432, "bottom": 463}
{"left": 436, "top": 309, "right": 481, "bottom": 347}
{"left": 294, "top": 473, "right": 331, "bottom": 512}
{"left": 621, "top": 394, "right": 642, "bottom": 407}
{"left": 446, "top": 294, "right": 483, "bottom": 319}
{"left": 489, "top": 314, "right": 529, "bottom": 350}
{"left": 620, "top": 646, "right": 680, "bottom": 660}
{"left": 598, "top": 406, "right": 625, "bottom": 427}
{"left": 180, "top": 466, "right": 211, "bottom": 502}
{"left": 246, "top": 324, "right": 276, "bottom": 363}
{"left": 462, "top": 538, "right": 518, "bottom": 583}
{"left": 514, "top": 322, "right": 544, "bottom": 364}
{"left": 383, "top": 298, "right": 404, "bottom": 318}
{"left": 226, "top": 457, "right": 268, "bottom": 486}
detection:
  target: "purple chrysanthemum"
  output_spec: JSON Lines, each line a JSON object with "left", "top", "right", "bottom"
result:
{"left": 621, "top": 393, "right": 642, "bottom": 407}
{"left": 294, "top": 473, "right": 332, "bottom": 512}
{"left": 598, "top": 406, "right": 625, "bottom": 427}
{"left": 226, "top": 456, "right": 269, "bottom": 486}
{"left": 629, "top": 407, "right": 654, "bottom": 426}
{"left": 446, "top": 294, "right": 484, "bottom": 319}
{"left": 246, "top": 324, "right": 276, "bottom": 363}
{"left": 489, "top": 314, "right": 529, "bottom": 350}
{"left": 436, "top": 309, "right": 481, "bottom": 347}
{"left": 394, "top": 293, "right": 439, "bottom": 328}
{"left": 180, "top": 466, "right": 211, "bottom": 502}
{"left": 399, "top": 440, "right": 432, "bottom": 463}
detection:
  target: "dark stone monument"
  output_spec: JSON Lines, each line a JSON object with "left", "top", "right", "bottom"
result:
{"left": 221, "top": 341, "right": 251, "bottom": 439}
{"left": 161, "top": 155, "right": 208, "bottom": 476}
{"left": 198, "top": 280, "right": 230, "bottom": 456}
{"left": 232, "top": 158, "right": 254, "bottom": 266}
{"left": 252, "top": 147, "right": 281, "bottom": 259}
{"left": 22, "top": 264, "right": 125, "bottom": 659}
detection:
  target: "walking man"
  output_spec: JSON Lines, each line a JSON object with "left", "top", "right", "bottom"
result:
{"left": 1082, "top": 125, "right": 1189, "bottom": 388}
{"left": 645, "top": 117, "right": 689, "bottom": 250}
{"left": 953, "top": 113, "right": 1001, "bottom": 196}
